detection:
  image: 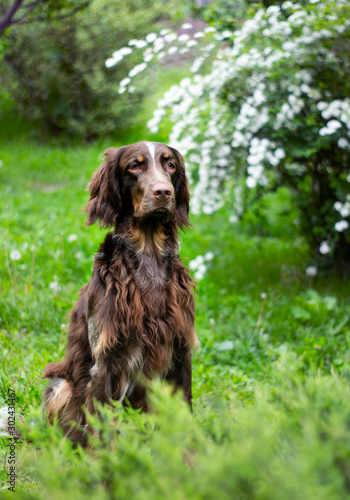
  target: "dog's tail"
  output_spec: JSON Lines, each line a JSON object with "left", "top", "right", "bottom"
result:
{"left": 43, "top": 378, "right": 74, "bottom": 424}
{"left": 43, "top": 378, "right": 89, "bottom": 447}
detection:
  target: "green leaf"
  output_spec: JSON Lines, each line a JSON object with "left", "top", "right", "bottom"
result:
{"left": 291, "top": 305, "right": 311, "bottom": 321}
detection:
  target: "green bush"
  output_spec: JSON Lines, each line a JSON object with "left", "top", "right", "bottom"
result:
{"left": 0, "top": 0, "right": 187, "bottom": 140}
{"left": 7, "top": 363, "right": 350, "bottom": 499}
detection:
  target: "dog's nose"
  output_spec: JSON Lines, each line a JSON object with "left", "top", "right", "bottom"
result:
{"left": 152, "top": 183, "right": 173, "bottom": 201}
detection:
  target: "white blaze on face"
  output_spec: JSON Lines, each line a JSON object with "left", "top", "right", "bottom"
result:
{"left": 144, "top": 141, "right": 168, "bottom": 184}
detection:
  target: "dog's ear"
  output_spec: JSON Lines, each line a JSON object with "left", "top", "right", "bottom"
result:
{"left": 86, "top": 147, "right": 126, "bottom": 228}
{"left": 169, "top": 147, "right": 191, "bottom": 229}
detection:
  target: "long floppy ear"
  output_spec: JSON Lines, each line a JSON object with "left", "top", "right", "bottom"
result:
{"left": 169, "top": 147, "right": 191, "bottom": 229}
{"left": 86, "top": 147, "right": 126, "bottom": 228}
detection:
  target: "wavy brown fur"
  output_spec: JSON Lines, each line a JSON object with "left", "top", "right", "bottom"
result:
{"left": 43, "top": 141, "right": 197, "bottom": 446}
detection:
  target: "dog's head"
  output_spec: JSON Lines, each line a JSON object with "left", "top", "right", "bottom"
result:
{"left": 86, "top": 141, "right": 190, "bottom": 229}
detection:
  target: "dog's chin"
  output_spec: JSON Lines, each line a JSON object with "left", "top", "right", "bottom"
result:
{"left": 134, "top": 206, "right": 174, "bottom": 222}
{"left": 151, "top": 207, "right": 170, "bottom": 218}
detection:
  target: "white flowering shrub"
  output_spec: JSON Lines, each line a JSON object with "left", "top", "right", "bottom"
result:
{"left": 107, "top": 0, "right": 350, "bottom": 270}
{"left": 189, "top": 251, "right": 214, "bottom": 280}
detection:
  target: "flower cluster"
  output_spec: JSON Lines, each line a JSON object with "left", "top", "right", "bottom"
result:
{"left": 107, "top": 0, "right": 350, "bottom": 266}
{"left": 189, "top": 252, "right": 214, "bottom": 280}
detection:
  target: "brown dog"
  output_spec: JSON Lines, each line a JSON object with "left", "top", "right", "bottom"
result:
{"left": 43, "top": 142, "right": 197, "bottom": 446}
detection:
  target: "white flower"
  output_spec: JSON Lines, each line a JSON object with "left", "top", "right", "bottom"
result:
{"left": 229, "top": 214, "right": 239, "bottom": 223}
{"left": 274, "top": 148, "right": 286, "bottom": 160}
{"left": 186, "top": 40, "right": 198, "bottom": 48}
{"left": 105, "top": 58, "right": 116, "bottom": 68}
{"left": 10, "top": 250, "right": 21, "bottom": 261}
{"left": 221, "top": 30, "right": 233, "bottom": 39}
{"left": 306, "top": 266, "right": 318, "bottom": 277}
{"left": 267, "top": 5, "right": 280, "bottom": 14}
{"left": 338, "top": 137, "right": 350, "bottom": 149}
{"left": 168, "top": 46, "right": 178, "bottom": 55}
{"left": 204, "top": 252, "right": 214, "bottom": 261}
{"left": 190, "top": 57, "right": 204, "bottom": 73}
{"left": 129, "top": 63, "right": 147, "bottom": 78}
{"left": 340, "top": 205, "right": 350, "bottom": 218}
{"left": 246, "top": 176, "right": 257, "bottom": 188}
{"left": 67, "top": 234, "right": 78, "bottom": 242}
{"left": 328, "top": 119, "right": 342, "bottom": 131}
{"left": 319, "top": 120, "right": 342, "bottom": 136}
{"left": 178, "top": 34, "right": 190, "bottom": 43}
{"left": 195, "top": 262, "right": 207, "bottom": 280}
{"left": 197, "top": 263, "right": 206, "bottom": 274}
{"left": 120, "top": 77, "right": 131, "bottom": 88}
{"left": 215, "top": 340, "right": 234, "bottom": 351}
{"left": 196, "top": 256, "right": 204, "bottom": 265}
{"left": 135, "top": 40, "right": 147, "bottom": 49}
{"left": 164, "top": 33, "right": 177, "bottom": 43}
{"left": 319, "top": 241, "right": 331, "bottom": 255}
{"left": 189, "top": 258, "right": 199, "bottom": 270}
{"left": 181, "top": 23, "right": 193, "bottom": 30}
{"left": 119, "top": 47, "right": 133, "bottom": 56}
{"left": 49, "top": 281, "right": 61, "bottom": 292}
{"left": 146, "top": 33, "right": 157, "bottom": 43}
{"left": 317, "top": 101, "right": 328, "bottom": 111}
{"left": 335, "top": 220, "right": 349, "bottom": 232}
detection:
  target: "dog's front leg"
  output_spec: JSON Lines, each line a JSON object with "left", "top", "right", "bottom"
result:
{"left": 89, "top": 349, "right": 133, "bottom": 406}
{"left": 166, "top": 347, "right": 192, "bottom": 410}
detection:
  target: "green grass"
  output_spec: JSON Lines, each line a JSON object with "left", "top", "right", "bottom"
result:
{"left": 1, "top": 122, "right": 350, "bottom": 498}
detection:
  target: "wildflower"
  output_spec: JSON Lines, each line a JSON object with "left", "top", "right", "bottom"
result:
{"left": 319, "top": 241, "right": 330, "bottom": 255}
{"left": 49, "top": 281, "right": 61, "bottom": 292}
{"left": 146, "top": 33, "right": 157, "bottom": 43}
{"left": 204, "top": 252, "right": 214, "bottom": 261}
{"left": 338, "top": 137, "right": 350, "bottom": 149}
{"left": 67, "top": 234, "right": 78, "bottom": 242}
{"left": 335, "top": 220, "right": 349, "bottom": 232}
{"left": 195, "top": 265, "right": 207, "bottom": 280}
{"left": 246, "top": 176, "right": 257, "bottom": 188}
{"left": 129, "top": 63, "right": 147, "bottom": 78}
{"left": 178, "top": 34, "right": 190, "bottom": 43}
{"left": 215, "top": 340, "right": 234, "bottom": 351}
{"left": 120, "top": 77, "right": 131, "bottom": 87}
{"left": 306, "top": 266, "right": 318, "bottom": 277}
{"left": 229, "top": 214, "right": 239, "bottom": 223}
{"left": 105, "top": 58, "right": 116, "bottom": 68}
{"left": 10, "top": 250, "right": 21, "bottom": 261}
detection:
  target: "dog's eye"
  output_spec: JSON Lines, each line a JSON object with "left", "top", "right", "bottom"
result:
{"left": 129, "top": 164, "right": 141, "bottom": 173}
{"left": 167, "top": 162, "right": 175, "bottom": 172}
